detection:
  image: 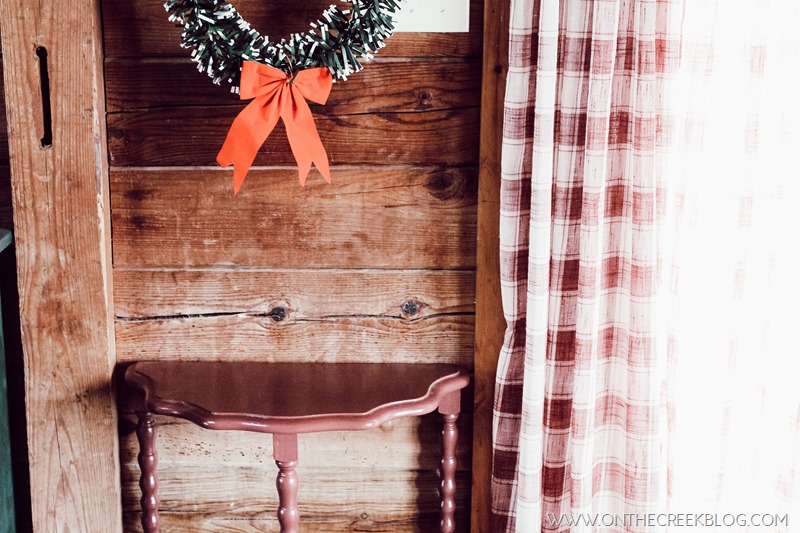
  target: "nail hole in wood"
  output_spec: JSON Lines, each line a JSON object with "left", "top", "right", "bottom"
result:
{"left": 36, "top": 46, "right": 53, "bottom": 147}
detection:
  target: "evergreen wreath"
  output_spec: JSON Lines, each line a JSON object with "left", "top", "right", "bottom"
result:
{"left": 164, "top": 0, "right": 403, "bottom": 88}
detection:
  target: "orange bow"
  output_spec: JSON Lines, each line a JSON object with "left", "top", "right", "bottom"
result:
{"left": 217, "top": 61, "right": 333, "bottom": 193}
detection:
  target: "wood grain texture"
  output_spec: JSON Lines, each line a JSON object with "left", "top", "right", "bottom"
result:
{"left": 105, "top": 58, "right": 481, "bottom": 113}
{"left": 115, "top": 314, "right": 475, "bottom": 365}
{"left": 0, "top": 1, "right": 122, "bottom": 531}
{"left": 113, "top": 269, "right": 475, "bottom": 319}
{"left": 111, "top": 167, "right": 477, "bottom": 269}
{"left": 108, "top": 107, "right": 480, "bottom": 167}
{"left": 470, "top": 0, "right": 509, "bottom": 530}
{"left": 102, "top": 0, "right": 483, "bottom": 59}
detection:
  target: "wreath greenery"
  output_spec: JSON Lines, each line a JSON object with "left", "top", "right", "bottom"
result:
{"left": 164, "top": 0, "right": 402, "bottom": 88}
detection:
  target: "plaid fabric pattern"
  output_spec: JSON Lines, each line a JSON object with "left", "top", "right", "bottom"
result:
{"left": 492, "top": 0, "right": 800, "bottom": 531}
{"left": 493, "top": 1, "right": 679, "bottom": 529}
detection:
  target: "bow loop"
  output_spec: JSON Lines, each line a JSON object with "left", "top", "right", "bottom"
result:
{"left": 217, "top": 61, "right": 334, "bottom": 193}
{"left": 292, "top": 68, "right": 333, "bottom": 105}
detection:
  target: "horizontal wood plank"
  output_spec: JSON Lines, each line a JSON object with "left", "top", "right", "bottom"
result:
{"left": 118, "top": 413, "right": 473, "bottom": 473}
{"left": 105, "top": 58, "right": 481, "bottom": 113}
{"left": 120, "top": 464, "right": 470, "bottom": 519}
{"left": 123, "top": 512, "right": 469, "bottom": 532}
{"left": 115, "top": 314, "right": 475, "bottom": 364}
{"left": 107, "top": 107, "right": 480, "bottom": 167}
{"left": 113, "top": 269, "right": 475, "bottom": 319}
{"left": 111, "top": 167, "right": 477, "bottom": 269}
{"left": 102, "top": 0, "right": 482, "bottom": 59}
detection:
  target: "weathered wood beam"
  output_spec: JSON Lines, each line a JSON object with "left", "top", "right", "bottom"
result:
{"left": 0, "top": 0, "right": 122, "bottom": 530}
{"left": 472, "top": 0, "right": 509, "bottom": 530}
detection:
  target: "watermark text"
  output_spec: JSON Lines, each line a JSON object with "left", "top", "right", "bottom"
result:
{"left": 546, "top": 513, "right": 789, "bottom": 528}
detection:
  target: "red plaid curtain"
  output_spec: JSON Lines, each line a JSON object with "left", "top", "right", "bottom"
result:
{"left": 492, "top": 0, "right": 800, "bottom": 531}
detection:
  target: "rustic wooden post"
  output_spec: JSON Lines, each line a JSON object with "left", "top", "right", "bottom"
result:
{"left": 0, "top": 0, "right": 122, "bottom": 531}
{"left": 472, "top": 0, "right": 509, "bottom": 531}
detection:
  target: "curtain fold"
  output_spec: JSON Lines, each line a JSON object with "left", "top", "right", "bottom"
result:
{"left": 492, "top": 0, "right": 800, "bottom": 531}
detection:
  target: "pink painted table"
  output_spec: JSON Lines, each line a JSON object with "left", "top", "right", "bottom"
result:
{"left": 124, "top": 361, "right": 470, "bottom": 533}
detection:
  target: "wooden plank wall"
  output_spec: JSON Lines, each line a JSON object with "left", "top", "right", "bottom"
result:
{"left": 103, "top": 1, "right": 482, "bottom": 530}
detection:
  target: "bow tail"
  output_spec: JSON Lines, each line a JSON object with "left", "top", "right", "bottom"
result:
{"left": 217, "top": 97, "right": 281, "bottom": 194}
{"left": 283, "top": 88, "right": 331, "bottom": 186}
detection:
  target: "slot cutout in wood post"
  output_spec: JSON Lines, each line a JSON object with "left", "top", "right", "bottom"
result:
{"left": 35, "top": 46, "right": 53, "bottom": 147}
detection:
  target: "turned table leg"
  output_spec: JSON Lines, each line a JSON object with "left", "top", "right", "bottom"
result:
{"left": 438, "top": 391, "right": 461, "bottom": 533}
{"left": 273, "top": 433, "right": 300, "bottom": 533}
{"left": 136, "top": 411, "right": 160, "bottom": 533}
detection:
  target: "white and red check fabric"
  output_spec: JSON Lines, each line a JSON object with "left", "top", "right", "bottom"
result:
{"left": 492, "top": 0, "right": 800, "bottom": 531}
